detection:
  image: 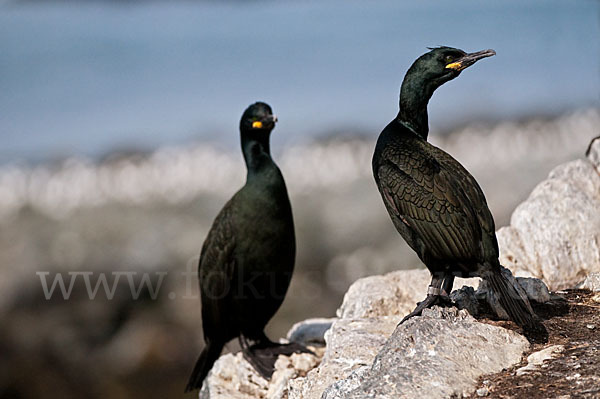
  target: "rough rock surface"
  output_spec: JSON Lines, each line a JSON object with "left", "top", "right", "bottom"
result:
{"left": 287, "top": 269, "right": 551, "bottom": 399}
{"left": 288, "top": 317, "right": 398, "bottom": 399}
{"left": 287, "top": 270, "right": 480, "bottom": 399}
{"left": 515, "top": 345, "right": 565, "bottom": 376}
{"left": 200, "top": 348, "right": 324, "bottom": 399}
{"left": 328, "top": 307, "right": 529, "bottom": 399}
{"left": 198, "top": 319, "right": 330, "bottom": 399}
{"left": 497, "top": 140, "right": 600, "bottom": 290}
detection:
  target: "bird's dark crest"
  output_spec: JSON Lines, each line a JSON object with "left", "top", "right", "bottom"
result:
{"left": 427, "top": 46, "right": 453, "bottom": 50}
{"left": 243, "top": 101, "right": 273, "bottom": 118}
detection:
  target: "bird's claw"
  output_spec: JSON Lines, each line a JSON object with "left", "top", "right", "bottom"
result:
{"left": 398, "top": 294, "right": 454, "bottom": 326}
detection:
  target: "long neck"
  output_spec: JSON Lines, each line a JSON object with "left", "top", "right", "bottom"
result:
{"left": 241, "top": 129, "right": 273, "bottom": 176}
{"left": 397, "top": 72, "right": 435, "bottom": 140}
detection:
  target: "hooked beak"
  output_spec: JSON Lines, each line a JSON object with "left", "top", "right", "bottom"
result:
{"left": 266, "top": 114, "right": 278, "bottom": 128}
{"left": 446, "top": 49, "right": 496, "bottom": 71}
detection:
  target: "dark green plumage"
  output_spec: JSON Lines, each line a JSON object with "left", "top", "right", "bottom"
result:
{"left": 372, "top": 47, "right": 547, "bottom": 340}
{"left": 186, "top": 102, "right": 307, "bottom": 392}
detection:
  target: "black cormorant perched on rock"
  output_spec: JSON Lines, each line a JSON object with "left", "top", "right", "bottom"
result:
{"left": 185, "top": 102, "right": 308, "bottom": 392}
{"left": 372, "top": 47, "right": 547, "bottom": 339}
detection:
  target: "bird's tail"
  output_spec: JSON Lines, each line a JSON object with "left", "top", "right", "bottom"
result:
{"left": 185, "top": 340, "right": 224, "bottom": 392}
{"left": 483, "top": 267, "right": 548, "bottom": 341}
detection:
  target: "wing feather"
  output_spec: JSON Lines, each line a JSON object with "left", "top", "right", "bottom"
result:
{"left": 376, "top": 140, "right": 490, "bottom": 264}
{"left": 198, "top": 204, "right": 237, "bottom": 338}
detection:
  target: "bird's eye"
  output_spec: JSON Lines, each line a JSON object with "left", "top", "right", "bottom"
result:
{"left": 445, "top": 55, "right": 454, "bottom": 63}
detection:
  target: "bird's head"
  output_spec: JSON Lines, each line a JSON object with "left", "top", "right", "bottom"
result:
{"left": 240, "top": 102, "right": 277, "bottom": 132}
{"left": 398, "top": 47, "right": 495, "bottom": 138}
{"left": 406, "top": 46, "right": 496, "bottom": 90}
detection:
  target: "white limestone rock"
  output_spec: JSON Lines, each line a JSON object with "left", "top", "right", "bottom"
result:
{"left": 581, "top": 273, "right": 600, "bottom": 291}
{"left": 200, "top": 349, "right": 323, "bottom": 399}
{"left": 330, "top": 307, "right": 529, "bottom": 399}
{"left": 515, "top": 344, "right": 565, "bottom": 376}
{"left": 286, "top": 318, "right": 335, "bottom": 347}
{"left": 288, "top": 317, "right": 398, "bottom": 399}
{"left": 497, "top": 145, "right": 600, "bottom": 290}
{"left": 324, "top": 307, "right": 529, "bottom": 399}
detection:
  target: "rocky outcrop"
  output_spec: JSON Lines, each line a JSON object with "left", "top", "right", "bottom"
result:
{"left": 200, "top": 270, "right": 548, "bottom": 399}
{"left": 288, "top": 317, "right": 397, "bottom": 399}
{"left": 324, "top": 308, "right": 528, "bottom": 399}
{"left": 497, "top": 137, "right": 600, "bottom": 290}
{"left": 287, "top": 271, "right": 550, "bottom": 399}
{"left": 200, "top": 350, "right": 323, "bottom": 399}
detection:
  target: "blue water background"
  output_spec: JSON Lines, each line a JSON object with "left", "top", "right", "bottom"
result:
{"left": 1, "top": 0, "right": 598, "bottom": 162}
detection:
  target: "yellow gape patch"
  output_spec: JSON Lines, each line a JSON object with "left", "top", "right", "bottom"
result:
{"left": 252, "top": 121, "right": 263, "bottom": 128}
{"left": 445, "top": 62, "right": 462, "bottom": 70}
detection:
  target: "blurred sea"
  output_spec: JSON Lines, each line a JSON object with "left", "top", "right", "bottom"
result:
{"left": 1, "top": 0, "right": 598, "bottom": 162}
{"left": 1, "top": 1, "right": 599, "bottom": 398}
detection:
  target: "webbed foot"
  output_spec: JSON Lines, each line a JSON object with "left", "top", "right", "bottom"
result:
{"left": 240, "top": 336, "right": 313, "bottom": 379}
{"left": 398, "top": 286, "right": 453, "bottom": 326}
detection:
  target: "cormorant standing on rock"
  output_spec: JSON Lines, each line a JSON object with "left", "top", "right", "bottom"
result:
{"left": 186, "top": 102, "right": 308, "bottom": 392}
{"left": 372, "top": 47, "right": 547, "bottom": 339}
